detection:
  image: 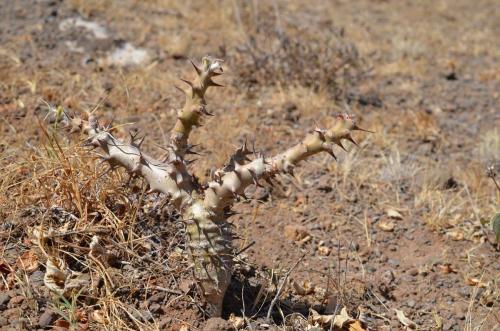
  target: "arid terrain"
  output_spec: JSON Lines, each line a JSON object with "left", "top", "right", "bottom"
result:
{"left": 0, "top": 0, "right": 499, "bottom": 330}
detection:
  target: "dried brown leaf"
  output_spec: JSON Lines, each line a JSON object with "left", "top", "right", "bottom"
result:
{"left": 466, "top": 277, "right": 488, "bottom": 288}
{"left": 309, "top": 308, "right": 333, "bottom": 326}
{"left": 54, "top": 318, "right": 70, "bottom": 330}
{"left": 229, "top": 313, "right": 245, "bottom": 329}
{"left": 349, "top": 320, "right": 367, "bottom": 331}
{"left": 333, "top": 307, "right": 354, "bottom": 328}
{"left": 17, "top": 250, "right": 39, "bottom": 273}
{"left": 44, "top": 257, "right": 68, "bottom": 295}
{"left": 309, "top": 307, "right": 355, "bottom": 328}
{"left": 293, "top": 280, "right": 315, "bottom": 296}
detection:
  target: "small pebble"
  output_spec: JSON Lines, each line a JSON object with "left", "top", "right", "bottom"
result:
{"left": 0, "top": 294, "right": 11, "bottom": 308}
{"left": 38, "top": 310, "right": 57, "bottom": 328}
{"left": 388, "top": 258, "right": 400, "bottom": 267}
{"left": 149, "top": 303, "right": 162, "bottom": 314}
{"left": 8, "top": 295, "right": 24, "bottom": 307}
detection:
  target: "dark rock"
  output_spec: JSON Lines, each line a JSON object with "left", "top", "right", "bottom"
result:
{"left": 149, "top": 303, "right": 162, "bottom": 314}
{"left": 30, "top": 270, "right": 45, "bottom": 286}
{"left": 0, "top": 293, "right": 11, "bottom": 308}
{"left": 358, "top": 93, "right": 383, "bottom": 108}
{"left": 445, "top": 72, "right": 458, "bottom": 81}
{"left": 442, "top": 176, "right": 459, "bottom": 190}
{"left": 38, "top": 310, "right": 57, "bottom": 328}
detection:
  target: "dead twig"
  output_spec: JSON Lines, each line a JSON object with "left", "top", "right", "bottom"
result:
{"left": 266, "top": 254, "right": 305, "bottom": 320}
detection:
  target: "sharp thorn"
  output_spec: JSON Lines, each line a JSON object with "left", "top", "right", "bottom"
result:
{"left": 189, "top": 59, "right": 202, "bottom": 75}
{"left": 325, "top": 149, "right": 337, "bottom": 161}
{"left": 208, "top": 79, "right": 224, "bottom": 87}
{"left": 353, "top": 125, "right": 374, "bottom": 133}
{"left": 335, "top": 140, "right": 348, "bottom": 151}
{"left": 140, "top": 155, "right": 152, "bottom": 169}
{"left": 345, "top": 135, "right": 359, "bottom": 147}
{"left": 185, "top": 150, "right": 201, "bottom": 156}
{"left": 180, "top": 78, "right": 193, "bottom": 87}
{"left": 174, "top": 85, "right": 185, "bottom": 93}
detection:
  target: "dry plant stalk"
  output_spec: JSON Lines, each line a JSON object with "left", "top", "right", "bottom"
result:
{"left": 48, "top": 56, "right": 369, "bottom": 316}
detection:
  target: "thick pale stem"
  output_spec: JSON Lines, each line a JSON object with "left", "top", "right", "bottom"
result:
{"left": 170, "top": 57, "right": 224, "bottom": 157}
{"left": 64, "top": 115, "right": 195, "bottom": 208}
{"left": 204, "top": 114, "right": 368, "bottom": 212}
{"left": 183, "top": 201, "right": 232, "bottom": 316}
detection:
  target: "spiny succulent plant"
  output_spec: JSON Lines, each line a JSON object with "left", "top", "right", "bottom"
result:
{"left": 48, "top": 56, "right": 369, "bottom": 317}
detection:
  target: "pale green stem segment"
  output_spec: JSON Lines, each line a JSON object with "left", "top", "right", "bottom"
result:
{"left": 170, "top": 57, "right": 224, "bottom": 157}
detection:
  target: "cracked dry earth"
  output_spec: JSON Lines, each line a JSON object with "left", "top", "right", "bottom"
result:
{"left": 0, "top": 0, "right": 499, "bottom": 330}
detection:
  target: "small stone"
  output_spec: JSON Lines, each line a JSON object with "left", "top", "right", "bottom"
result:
{"left": 407, "top": 299, "right": 416, "bottom": 308}
{"left": 140, "top": 310, "right": 153, "bottom": 322}
{"left": 458, "top": 287, "right": 469, "bottom": 298}
{"left": 39, "top": 310, "right": 57, "bottom": 327}
{"left": 149, "top": 303, "right": 162, "bottom": 314}
{"left": 388, "top": 259, "right": 400, "bottom": 268}
{"left": 404, "top": 233, "right": 414, "bottom": 240}
{"left": 0, "top": 293, "right": 11, "bottom": 308}
{"left": 30, "top": 270, "right": 45, "bottom": 286}
{"left": 8, "top": 295, "right": 24, "bottom": 307}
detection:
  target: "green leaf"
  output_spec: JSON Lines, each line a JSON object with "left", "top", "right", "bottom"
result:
{"left": 491, "top": 213, "right": 500, "bottom": 243}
